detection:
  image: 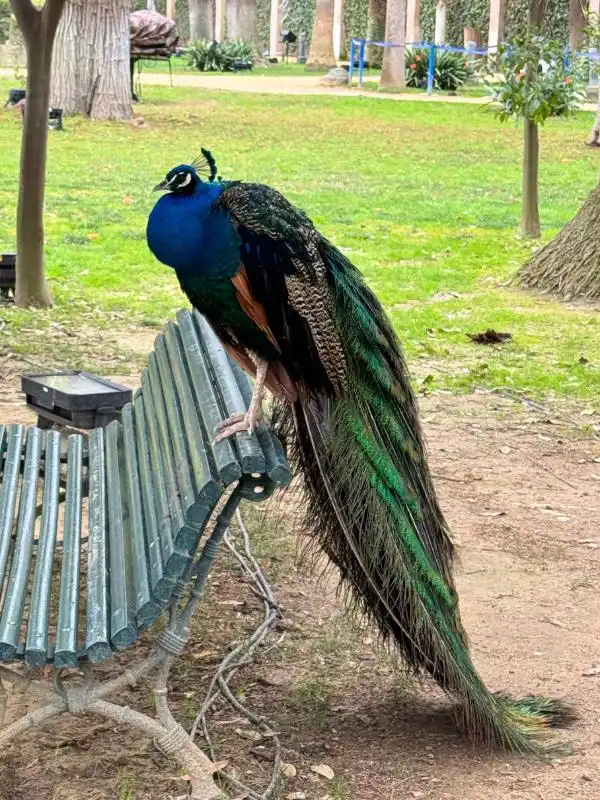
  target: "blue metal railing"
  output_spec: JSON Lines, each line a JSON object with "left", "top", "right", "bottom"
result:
{"left": 347, "top": 38, "right": 600, "bottom": 95}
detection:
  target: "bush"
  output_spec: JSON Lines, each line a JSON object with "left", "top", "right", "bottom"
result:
{"left": 185, "top": 39, "right": 254, "bottom": 72}
{"left": 0, "top": 0, "right": 11, "bottom": 45}
{"left": 405, "top": 47, "right": 470, "bottom": 91}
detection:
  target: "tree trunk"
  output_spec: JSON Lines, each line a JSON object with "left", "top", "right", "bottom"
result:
{"left": 518, "top": 181, "right": 600, "bottom": 300}
{"left": 434, "top": 0, "right": 446, "bottom": 45}
{"left": 367, "top": 0, "right": 386, "bottom": 67}
{"left": 521, "top": 119, "right": 540, "bottom": 238}
{"left": 305, "top": 0, "right": 336, "bottom": 70}
{"left": 189, "top": 0, "right": 213, "bottom": 40}
{"left": 528, "top": 0, "right": 546, "bottom": 28}
{"left": 10, "top": 0, "right": 66, "bottom": 308}
{"left": 226, "top": 0, "right": 258, "bottom": 41}
{"left": 587, "top": 102, "right": 600, "bottom": 147}
{"left": 568, "top": 0, "right": 585, "bottom": 51}
{"left": 380, "top": 0, "right": 406, "bottom": 91}
{"left": 50, "top": 0, "right": 132, "bottom": 121}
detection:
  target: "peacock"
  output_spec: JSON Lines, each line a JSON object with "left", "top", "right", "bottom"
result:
{"left": 146, "top": 149, "right": 572, "bottom": 754}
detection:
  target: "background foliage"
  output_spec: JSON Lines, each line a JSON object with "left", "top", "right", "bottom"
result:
{"left": 421, "top": 0, "right": 568, "bottom": 48}
{"left": 0, "top": 0, "right": 11, "bottom": 44}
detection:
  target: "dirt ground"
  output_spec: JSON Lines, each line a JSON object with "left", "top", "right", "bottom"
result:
{"left": 0, "top": 360, "right": 599, "bottom": 800}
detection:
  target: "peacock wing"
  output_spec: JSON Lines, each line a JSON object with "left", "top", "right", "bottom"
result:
{"left": 215, "top": 182, "right": 347, "bottom": 396}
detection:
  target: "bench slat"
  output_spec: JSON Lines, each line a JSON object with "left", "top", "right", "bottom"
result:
{"left": 177, "top": 311, "right": 242, "bottom": 486}
{"left": 55, "top": 435, "right": 84, "bottom": 667}
{"left": 25, "top": 430, "right": 62, "bottom": 667}
{"left": 154, "top": 337, "right": 197, "bottom": 516}
{"left": 121, "top": 404, "right": 160, "bottom": 629}
{"left": 86, "top": 428, "right": 111, "bottom": 662}
{"left": 105, "top": 423, "right": 136, "bottom": 650}
{"left": 133, "top": 397, "right": 174, "bottom": 603}
{"left": 0, "top": 428, "right": 42, "bottom": 660}
{"left": 0, "top": 425, "right": 25, "bottom": 612}
{"left": 164, "top": 323, "right": 221, "bottom": 519}
{"left": 194, "top": 314, "right": 266, "bottom": 476}
{"left": 140, "top": 384, "right": 190, "bottom": 580}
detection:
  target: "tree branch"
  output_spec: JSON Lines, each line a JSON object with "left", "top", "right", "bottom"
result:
{"left": 8, "top": 0, "right": 40, "bottom": 43}
{"left": 42, "top": 0, "right": 68, "bottom": 39}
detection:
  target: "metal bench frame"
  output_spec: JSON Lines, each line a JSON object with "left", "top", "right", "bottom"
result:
{"left": 0, "top": 310, "right": 292, "bottom": 800}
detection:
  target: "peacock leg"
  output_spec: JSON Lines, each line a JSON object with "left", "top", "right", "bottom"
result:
{"left": 214, "top": 356, "right": 268, "bottom": 443}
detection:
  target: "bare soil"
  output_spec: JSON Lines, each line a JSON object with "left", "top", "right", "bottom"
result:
{"left": 0, "top": 365, "right": 599, "bottom": 800}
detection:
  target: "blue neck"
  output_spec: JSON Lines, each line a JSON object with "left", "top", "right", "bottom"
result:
{"left": 147, "top": 181, "right": 240, "bottom": 278}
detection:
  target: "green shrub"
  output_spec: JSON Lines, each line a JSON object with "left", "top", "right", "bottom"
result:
{"left": 184, "top": 39, "right": 254, "bottom": 72}
{"left": 405, "top": 47, "right": 470, "bottom": 91}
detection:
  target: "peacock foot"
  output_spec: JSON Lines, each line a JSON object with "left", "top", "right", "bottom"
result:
{"left": 214, "top": 409, "right": 262, "bottom": 443}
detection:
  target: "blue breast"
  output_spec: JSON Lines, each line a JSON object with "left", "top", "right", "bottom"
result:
{"left": 146, "top": 182, "right": 241, "bottom": 278}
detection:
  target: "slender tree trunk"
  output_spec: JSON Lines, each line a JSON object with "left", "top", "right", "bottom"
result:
{"left": 367, "top": 0, "right": 386, "bottom": 67}
{"left": 434, "top": 0, "right": 446, "bottom": 44}
{"left": 51, "top": 0, "right": 132, "bottom": 120}
{"left": 10, "top": 0, "right": 66, "bottom": 308}
{"left": 189, "top": 0, "right": 213, "bottom": 40}
{"left": 226, "top": 0, "right": 258, "bottom": 41}
{"left": 380, "top": 0, "right": 406, "bottom": 90}
{"left": 568, "top": 0, "right": 585, "bottom": 51}
{"left": 522, "top": 119, "right": 540, "bottom": 238}
{"left": 306, "top": 0, "right": 336, "bottom": 70}
{"left": 528, "top": 0, "right": 546, "bottom": 28}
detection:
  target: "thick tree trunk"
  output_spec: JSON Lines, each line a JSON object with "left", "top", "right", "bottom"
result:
{"left": 189, "top": 0, "right": 213, "bottom": 40}
{"left": 518, "top": 182, "right": 600, "bottom": 300}
{"left": 50, "top": 0, "right": 132, "bottom": 120}
{"left": 367, "top": 0, "right": 386, "bottom": 67}
{"left": 587, "top": 103, "right": 600, "bottom": 147}
{"left": 521, "top": 120, "right": 540, "bottom": 238}
{"left": 10, "top": 0, "right": 66, "bottom": 308}
{"left": 306, "top": 0, "right": 336, "bottom": 70}
{"left": 380, "top": 0, "right": 406, "bottom": 90}
{"left": 226, "top": 0, "right": 258, "bottom": 41}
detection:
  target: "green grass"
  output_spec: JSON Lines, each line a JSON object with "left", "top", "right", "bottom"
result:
{"left": 1, "top": 77, "right": 599, "bottom": 403}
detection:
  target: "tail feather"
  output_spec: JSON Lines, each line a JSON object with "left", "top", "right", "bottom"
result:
{"left": 274, "top": 238, "right": 574, "bottom": 754}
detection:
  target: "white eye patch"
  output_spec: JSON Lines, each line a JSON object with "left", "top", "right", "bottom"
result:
{"left": 178, "top": 172, "right": 193, "bottom": 188}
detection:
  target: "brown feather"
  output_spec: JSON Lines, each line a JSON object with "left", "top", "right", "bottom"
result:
{"left": 231, "top": 265, "right": 281, "bottom": 352}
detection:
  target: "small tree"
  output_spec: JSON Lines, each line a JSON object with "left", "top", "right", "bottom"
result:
{"left": 485, "top": 33, "right": 585, "bottom": 238}
{"left": 10, "top": 0, "right": 67, "bottom": 308}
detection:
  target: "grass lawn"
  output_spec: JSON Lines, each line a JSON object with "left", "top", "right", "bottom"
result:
{"left": 1, "top": 77, "right": 599, "bottom": 404}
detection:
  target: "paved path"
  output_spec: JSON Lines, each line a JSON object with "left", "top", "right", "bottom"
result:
{"left": 2, "top": 67, "right": 597, "bottom": 110}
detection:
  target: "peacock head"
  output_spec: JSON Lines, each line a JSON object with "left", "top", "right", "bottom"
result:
{"left": 153, "top": 148, "right": 218, "bottom": 194}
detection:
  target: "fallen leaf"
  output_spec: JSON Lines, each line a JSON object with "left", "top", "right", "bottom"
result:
{"left": 235, "top": 728, "right": 262, "bottom": 741}
{"left": 311, "top": 764, "right": 335, "bottom": 780}
{"left": 122, "top": 195, "right": 134, "bottom": 205}
{"left": 87, "top": 232, "right": 99, "bottom": 241}
{"left": 286, "top": 793, "right": 307, "bottom": 800}
{"left": 281, "top": 763, "right": 297, "bottom": 779}
{"left": 467, "top": 329, "right": 512, "bottom": 345}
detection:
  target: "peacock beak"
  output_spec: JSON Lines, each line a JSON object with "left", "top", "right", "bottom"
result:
{"left": 153, "top": 180, "right": 169, "bottom": 192}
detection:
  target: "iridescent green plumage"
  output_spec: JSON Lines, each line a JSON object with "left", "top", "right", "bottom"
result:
{"left": 147, "top": 158, "right": 574, "bottom": 754}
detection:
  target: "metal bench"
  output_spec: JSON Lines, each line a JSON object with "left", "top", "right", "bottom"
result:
{"left": 0, "top": 309, "right": 291, "bottom": 800}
